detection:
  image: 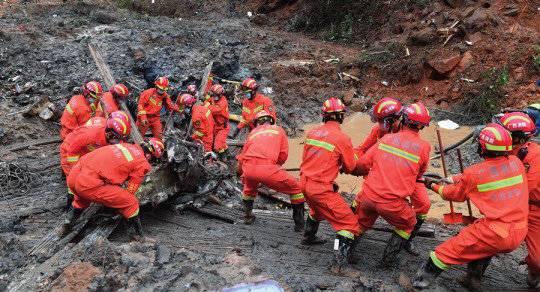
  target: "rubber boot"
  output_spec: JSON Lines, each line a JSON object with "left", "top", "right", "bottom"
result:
{"left": 292, "top": 203, "right": 305, "bottom": 232}
{"left": 301, "top": 216, "right": 326, "bottom": 245}
{"left": 348, "top": 233, "right": 363, "bottom": 264}
{"left": 126, "top": 214, "right": 144, "bottom": 242}
{"left": 330, "top": 234, "right": 361, "bottom": 277}
{"left": 381, "top": 231, "right": 407, "bottom": 266}
{"left": 527, "top": 270, "right": 540, "bottom": 289}
{"left": 412, "top": 258, "right": 444, "bottom": 289}
{"left": 404, "top": 216, "right": 425, "bottom": 256}
{"left": 461, "top": 257, "right": 491, "bottom": 292}
{"left": 59, "top": 207, "right": 82, "bottom": 236}
{"left": 243, "top": 199, "right": 256, "bottom": 225}
{"left": 65, "top": 193, "right": 73, "bottom": 211}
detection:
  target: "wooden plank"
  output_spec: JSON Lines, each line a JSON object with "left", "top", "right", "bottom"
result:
{"left": 88, "top": 43, "right": 144, "bottom": 143}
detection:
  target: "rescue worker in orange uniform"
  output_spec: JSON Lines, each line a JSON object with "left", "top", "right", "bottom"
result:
{"left": 60, "top": 81, "right": 105, "bottom": 139}
{"left": 177, "top": 94, "right": 215, "bottom": 153}
{"left": 62, "top": 138, "right": 164, "bottom": 241}
{"left": 300, "top": 97, "right": 360, "bottom": 276}
{"left": 60, "top": 111, "right": 131, "bottom": 176}
{"left": 136, "top": 77, "right": 179, "bottom": 140}
{"left": 101, "top": 84, "right": 129, "bottom": 115}
{"left": 237, "top": 110, "right": 305, "bottom": 230}
{"left": 413, "top": 123, "right": 529, "bottom": 290}
{"left": 498, "top": 112, "right": 539, "bottom": 288}
{"left": 352, "top": 98, "right": 431, "bottom": 255}
{"left": 206, "top": 84, "right": 230, "bottom": 158}
{"left": 354, "top": 102, "right": 431, "bottom": 266}
{"left": 231, "top": 78, "right": 276, "bottom": 136}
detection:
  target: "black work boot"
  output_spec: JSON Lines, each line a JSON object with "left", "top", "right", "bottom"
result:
{"left": 301, "top": 216, "right": 326, "bottom": 245}
{"left": 330, "top": 234, "right": 361, "bottom": 277}
{"left": 292, "top": 203, "right": 305, "bottom": 232}
{"left": 461, "top": 257, "right": 492, "bottom": 292}
{"left": 527, "top": 270, "right": 540, "bottom": 289}
{"left": 381, "top": 231, "right": 407, "bottom": 266}
{"left": 59, "top": 207, "right": 83, "bottom": 236}
{"left": 348, "top": 234, "right": 363, "bottom": 264}
{"left": 412, "top": 257, "right": 444, "bottom": 289}
{"left": 65, "top": 193, "right": 73, "bottom": 211}
{"left": 126, "top": 214, "right": 144, "bottom": 242}
{"left": 243, "top": 199, "right": 256, "bottom": 225}
{"left": 404, "top": 216, "right": 425, "bottom": 256}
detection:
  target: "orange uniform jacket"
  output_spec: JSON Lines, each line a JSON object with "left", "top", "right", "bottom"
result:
{"left": 71, "top": 143, "right": 151, "bottom": 194}
{"left": 238, "top": 124, "right": 288, "bottom": 167}
{"left": 207, "top": 95, "right": 229, "bottom": 131}
{"left": 433, "top": 155, "right": 529, "bottom": 224}
{"left": 101, "top": 92, "right": 119, "bottom": 115}
{"left": 357, "top": 128, "right": 431, "bottom": 201}
{"left": 60, "top": 95, "right": 104, "bottom": 139}
{"left": 354, "top": 124, "right": 384, "bottom": 156}
{"left": 525, "top": 142, "right": 540, "bottom": 203}
{"left": 521, "top": 142, "right": 540, "bottom": 273}
{"left": 137, "top": 88, "right": 177, "bottom": 121}
{"left": 60, "top": 124, "right": 108, "bottom": 175}
{"left": 191, "top": 104, "right": 215, "bottom": 152}
{"left": 237, "top": 93, "right": 276, "bottom": 130}
{"left": 300, "top": 121, "right": 357, "bottom": 183}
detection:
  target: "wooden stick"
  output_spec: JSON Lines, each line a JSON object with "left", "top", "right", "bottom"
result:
{"left": 88, "top": 43, "right": 143, "bottom": 143}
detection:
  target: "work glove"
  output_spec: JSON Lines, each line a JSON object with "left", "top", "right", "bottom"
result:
{"left": 422, "top": 177, "right": 438, "bottom": 190}
{"left": 517, "top": 146, "right": 529, "bottom": 161}
{"left": 333, "top": 182, "right": 339, "bottom": 193}
{"left": 204, "top": 151, "right": 218, "bottom": 160}
{"left": 231, "top": 127, "right": 241, "bottom": 138}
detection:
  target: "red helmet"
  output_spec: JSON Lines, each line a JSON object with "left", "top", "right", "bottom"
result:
{"left": 372, "top": 97, "right": 402, "bottom": 121}
{"left": 148, "top": 138, "right": 165, "bottom": 158}
{"left": 155, "top": 77, "right": 169, "bottom": 90}
{"left": 478, "top": 123, "right": 513, "bottom": 153}
{"left": 499, "top": 112, "right": 536, "bottom": 137}
{"left": 241, "top": 78, "right": 259, "bottom": 91}
{"left": 254, "top": 110, "right": 275, "bottom": 126}
{"left": 110, "top": 110, "right": 130, "bottom": 125}
{"left": 83, "top": 81, "right": 104, "bottom": 99}
{"left": 210, "top": 84, "right": 224, "bottom": 96}
{"left": 187, "top": 84, "right": 197, "bottom": 94}
{"left": 106, "top": 116, "right": 131, "bottom": 139}
{"left": 402, "top": 102, "right": 431, "bottom": 127}
{"left": 322, "top": 97, "right": 346, "bottom": 114}
{"left": 111, "top": 84, "right": 129, "bottom": 99}
{"left": 179, "top": 94, "right": 196, "bottom": 107}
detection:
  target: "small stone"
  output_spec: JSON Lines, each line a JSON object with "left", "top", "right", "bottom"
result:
{"left": 427, "top": 53, "right": 461, "bottom": 75}
{"left": 457, "top": 51, "right": 474, "bottom": 72}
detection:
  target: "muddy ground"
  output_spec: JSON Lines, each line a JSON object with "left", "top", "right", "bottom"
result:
{"left": 0, "top": 1, "right": 534, "bottom": 291}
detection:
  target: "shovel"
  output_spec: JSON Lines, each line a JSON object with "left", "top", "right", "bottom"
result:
{"left": 436, "top": 128, "right": 463, "bottom": 224}
{"left": 456, "top": 148, "right": 476, "bottom": 224}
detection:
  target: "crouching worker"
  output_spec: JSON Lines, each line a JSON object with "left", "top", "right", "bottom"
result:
{"left": 413, "top": 123, "right": 529, "bottom": 290}
{"left": 61, "top": 138, "right": 165, "bottom": 241}
{"left": 237, "top": 110, "right": 305, "bottom": 230}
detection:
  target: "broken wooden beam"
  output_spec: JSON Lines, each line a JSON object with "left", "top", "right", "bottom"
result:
{"left": 88, "top": 43, "right": 144, "bottom": 144}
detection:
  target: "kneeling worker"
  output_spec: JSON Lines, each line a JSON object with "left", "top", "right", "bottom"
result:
{"left": 62, "top": 138, "right": 165, "bottom": 241}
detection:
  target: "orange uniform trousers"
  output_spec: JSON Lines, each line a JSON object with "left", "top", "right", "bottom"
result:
{"left": 302, "top": 177, "right": 360, "bottom": 236}
{"left": 527, "top": 204, "right": 540, "bottom": 273}
{"left": 242, "top": 163, "right": 304, "bottom": 204}
{"left": 354, "top": 190, "right": 417, "bottom": 236}
{"left": 435, "top": 218, "right": 527, "bottom": 266}
{"left": 137, "top": 115, "right": 163, "bottom": 140}
{"left": 67, "top": 166, "right": 139, "bottom": 218}
{"left": 213, "top": 126, "right": 230, "bottom": 153}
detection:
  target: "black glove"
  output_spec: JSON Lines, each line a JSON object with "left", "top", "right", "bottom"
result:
{"left": 231, "top": 127, "right": 241, "bottom": 138}
{"left": 517, "top": 146, "right": 529, "bottom": 161}
{"left": 333, "top": 182, "right": 339, "bottom": 192}
{"left": 422, "top": 177, "right": 438, "bottom": 189}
